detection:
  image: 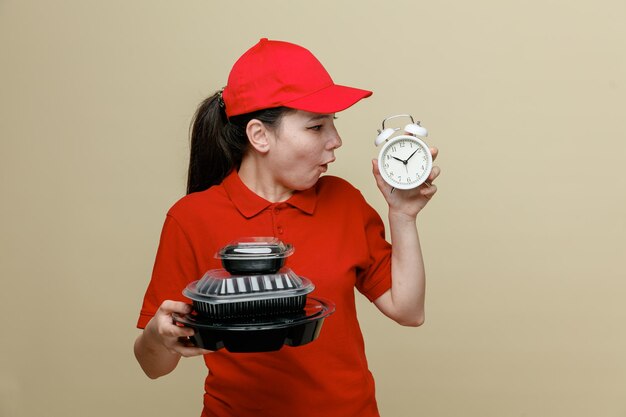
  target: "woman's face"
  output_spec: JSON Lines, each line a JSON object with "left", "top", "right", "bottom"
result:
{"left": 265, "top": 110, "right": 342, "bottom": 192}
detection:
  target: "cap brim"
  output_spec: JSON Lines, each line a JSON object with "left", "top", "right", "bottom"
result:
{"left": 284, "top": 84, "right": 372, "bottom": 114}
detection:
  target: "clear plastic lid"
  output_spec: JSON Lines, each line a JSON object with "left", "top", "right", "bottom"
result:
{"left": 216, "top": 237, "right": 294, "bottom": 260}
{"left": 183, "top": 268, "right": 314, "bottom": 304}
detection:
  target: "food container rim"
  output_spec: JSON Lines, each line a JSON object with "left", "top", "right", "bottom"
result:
{"left": 216, "top": 237, "right": 294, "bottom": 260}
{"left": 173, "top": 296, "right": 335, "bottom": 331}
{"left": 183, "top": 268, "right": 314, "bottom": 303}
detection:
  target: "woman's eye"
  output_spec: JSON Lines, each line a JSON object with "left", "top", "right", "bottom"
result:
{"left": 307, "top": 125, "right": 322, "bottom": 131}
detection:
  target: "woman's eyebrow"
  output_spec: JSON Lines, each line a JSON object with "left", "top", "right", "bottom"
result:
{"left": 307, "top": 114, "right": 334, "bottom": 122}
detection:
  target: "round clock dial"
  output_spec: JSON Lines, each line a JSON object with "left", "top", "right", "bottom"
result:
{"left": 378, "top": 135, "right": 432, "bottom": 190}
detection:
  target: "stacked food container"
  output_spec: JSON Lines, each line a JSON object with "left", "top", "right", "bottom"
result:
{"left": 173, "top": 237, "right": 335, "bottom": 353}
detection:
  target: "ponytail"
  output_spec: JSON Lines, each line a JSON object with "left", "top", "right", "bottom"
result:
{"left": 187, "top": 92, "right": 239, "bottom": 194}
{"left": 187, "top": 92, "right": 293, "bottom": 194}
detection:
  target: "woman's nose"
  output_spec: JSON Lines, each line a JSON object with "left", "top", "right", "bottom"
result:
{"left": 328, "top": 130, "right": 342, "bottom": 150}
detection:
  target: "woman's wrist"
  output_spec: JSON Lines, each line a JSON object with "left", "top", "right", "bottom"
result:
{"left": 388, "top": 209, "right": 418, "bottom": 225}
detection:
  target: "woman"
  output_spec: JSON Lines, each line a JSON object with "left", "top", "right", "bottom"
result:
{"left": 134, "top": 38, "right": 439, "bottom": 417}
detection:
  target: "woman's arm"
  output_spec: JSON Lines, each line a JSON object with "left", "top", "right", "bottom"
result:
{"left": 134, "top": 300, "right": 211, "bottom": 379}
{"left": 372, "top": 148, "right": 440, "bottom": 326}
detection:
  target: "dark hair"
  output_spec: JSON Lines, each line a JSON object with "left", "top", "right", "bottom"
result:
{"left": 186, "top": 91, "right": 292, "bottom": 194}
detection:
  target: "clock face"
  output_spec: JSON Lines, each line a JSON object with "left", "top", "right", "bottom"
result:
{"left": 378, "top": 135, "right": 432, "bottom": 189}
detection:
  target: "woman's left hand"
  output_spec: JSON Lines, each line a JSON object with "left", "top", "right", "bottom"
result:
{"left": 372, "top": 147, "right": 440, "bottom": 218}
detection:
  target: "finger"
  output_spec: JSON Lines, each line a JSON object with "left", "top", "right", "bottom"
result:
{"left": 156, "top": 311, "right": 196, "bottom": 337}
{"left": 428, "top": 166, "right": 441, "bottom": 182}
{"left": 372, "top": 159, "right": 397, "bottom": 197}
{"left": 158, "top": 300, "right": 193, "bottom": 316}
{"left": 371, "top": 158, "right": 380, "bottom": 175}
{"left": 371, "top": 159, "right": 388, "bottom": 191}
{"left": 420, "top": 183, "right": 437, "bottom": 197}
{"left": 167, "top": 338, "right": 213, "bottom": 357}
{"left": 157, "top": 320, "right": 196, "bottom": 341}
{"left": 173, "top": 324, "right": 196, "bottom": 338}
{"left": 174, "top": 336, "right": 212, "bottom": 355}
{"left": 430, "top": 147, "right": 439, "bottom": 161}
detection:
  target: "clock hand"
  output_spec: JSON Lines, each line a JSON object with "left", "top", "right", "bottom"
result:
{"left": 391, "top": 155, "right": 410, "bottom": 173}
{"left": 405, "top": 149, "right": 418, "bottom": 162}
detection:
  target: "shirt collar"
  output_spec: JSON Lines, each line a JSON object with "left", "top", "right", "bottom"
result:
{"left": 223, "top": 170, "right": 317, "bottom": 218}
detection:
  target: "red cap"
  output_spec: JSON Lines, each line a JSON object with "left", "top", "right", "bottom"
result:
{"left": 222, "top": 38, "right": 372, "bottom": 117}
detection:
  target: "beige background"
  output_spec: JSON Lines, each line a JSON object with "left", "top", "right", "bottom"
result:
{"left": 1, "top": 0, "right": 625, "bottom": 416}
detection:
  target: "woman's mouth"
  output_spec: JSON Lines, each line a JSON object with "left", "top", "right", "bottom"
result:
{"left": 320, "top": 158, "right": 334, "bottom": 173}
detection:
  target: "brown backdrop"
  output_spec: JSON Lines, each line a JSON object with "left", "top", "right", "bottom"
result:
{"left": 1, "top": 1, "right": 625, "bottom": 416}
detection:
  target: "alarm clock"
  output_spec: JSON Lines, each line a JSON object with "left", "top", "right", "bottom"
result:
{"left": 375, "top": 114, "right": 432, "bottom": 190}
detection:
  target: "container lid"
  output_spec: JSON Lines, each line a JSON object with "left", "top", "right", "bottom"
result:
{"left": 173, "top": 296, "right": 335, "bottom": 331}
{"left": 183, "top": 268, "right": 314, "bottom": 304}
{"left": 216, "top": 237, "right": 294, "bottom": 260}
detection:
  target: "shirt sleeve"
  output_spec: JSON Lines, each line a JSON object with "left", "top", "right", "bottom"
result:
{"left": 354, "top": 196, "right": 392, "bottom": 302}
{"left": 136, "top": 214, "right": 201, "bottom": 329}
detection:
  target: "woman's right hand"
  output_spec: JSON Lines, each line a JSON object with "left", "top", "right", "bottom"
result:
{"left": 135, "top": 300, "right": 211, "bottom": 378}
{"left": 143, "top": 300, "right": 212, "bottom": 358}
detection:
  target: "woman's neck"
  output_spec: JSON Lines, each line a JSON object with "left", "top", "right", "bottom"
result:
{"left": 238, "top": 157, "right": 294, "bottom": 203}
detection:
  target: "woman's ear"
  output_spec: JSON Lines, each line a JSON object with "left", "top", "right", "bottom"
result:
{"left": 246, "top": 119, "right": 270, "bottom": 154}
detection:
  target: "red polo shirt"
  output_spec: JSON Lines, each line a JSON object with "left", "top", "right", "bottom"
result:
{"left": 137, "top": 170, "right": 392, "bottom": 417}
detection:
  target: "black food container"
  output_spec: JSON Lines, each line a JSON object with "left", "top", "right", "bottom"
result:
{"left": 178, "top": 260, "right": 335, "bottom": 352}
{"left": 176, "top": 238, "right": 334, "bottom": 353}
{"left": 173, "top": 296, "right": 334, "bottom": 352}
{"left": 183, "top": 268, "right": 314, "bottom": 319}
{"left": 216, "top": 237, "right": 294, "bottom": 275}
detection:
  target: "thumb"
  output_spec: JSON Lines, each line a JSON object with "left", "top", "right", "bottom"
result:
{"left": 158, "top": 300, "right": 192, "bottom": 316}
{"left": 371, "top": 159, "right": 387, "bottom": 192}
